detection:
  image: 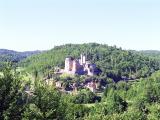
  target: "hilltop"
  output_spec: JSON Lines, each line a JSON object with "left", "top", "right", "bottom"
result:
{"left": 20, "top": 43, "right": 160, "bottom": 81}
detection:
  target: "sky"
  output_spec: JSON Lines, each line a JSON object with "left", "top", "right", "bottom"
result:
{"left": 0, "top": 0, "right": 160, "bottom": 51}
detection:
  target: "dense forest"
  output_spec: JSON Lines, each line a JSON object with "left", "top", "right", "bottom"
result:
{"left": 0, "top": 49, "right": 41, "bottom": 70}
{"left": 20, "top": 43, "right": 160, "bottom": 81}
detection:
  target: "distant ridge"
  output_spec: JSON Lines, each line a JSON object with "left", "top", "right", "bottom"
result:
{"left": 0, "top": 49, "right": 43, "bottom": 63}
{"left": 139, "top": 50, "right": 160, "bottom": 59}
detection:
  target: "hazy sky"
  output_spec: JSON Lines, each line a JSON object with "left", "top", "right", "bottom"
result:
{"left": 0, "top": 0, "right": 160, "bottom": 51}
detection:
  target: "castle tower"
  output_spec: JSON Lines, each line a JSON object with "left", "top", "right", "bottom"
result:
{"left": 80, "top": 54, "right": 86, "bottom": 65}
{"left": 80, "top": 54, "right": 83, "bottom": 65}
{"left": 65, "top": 57, "right": 73, "bottom": 72}
{"left": 82, "top": 55, "right": 86, "bottom": 64}
{"left": 72, "top": 59, "right": 80, "bottom": 73}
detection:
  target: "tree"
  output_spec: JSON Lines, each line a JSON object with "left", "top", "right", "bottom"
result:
{"left": 23, "top": 80, "right": 61, "bottom": 120}
{"left": 105, "top": 91, "right": 128, "bottom": 114}
{"left": 0, "top": 65, "right": 26, "bottom": 120}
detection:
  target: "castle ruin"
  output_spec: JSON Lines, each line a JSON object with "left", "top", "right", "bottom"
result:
{"left": 64, "top": 54, "right": 97, "bottom": 76}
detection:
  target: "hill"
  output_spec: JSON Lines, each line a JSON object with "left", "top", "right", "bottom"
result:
{"left": 1, "top": 45, "right": 160, "bottom": 119}
{"left": 20, "top": 43, "right": 160, "bottom": 81}
{"left": 0, "top": 49, "right": 42, "bottom": 69}
{"left": 139, "top": 50, "right": 160, "bottom": 59}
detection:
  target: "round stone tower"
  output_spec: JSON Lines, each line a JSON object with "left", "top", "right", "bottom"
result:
{"left": 72, "top": 59, "right": 80, "bottom": 73}
{"left": 65, "top": 57, "right": 73, "bottom": 72}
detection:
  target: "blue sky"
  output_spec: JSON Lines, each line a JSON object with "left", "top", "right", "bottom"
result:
{"left": 0, "top": 0, "right": 159, "bottom": 51}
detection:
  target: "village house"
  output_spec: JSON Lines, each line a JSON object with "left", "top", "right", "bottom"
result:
{"left": 55, "top": 81, "right": 63, "bottom": 88}
{"left": 85, "top": 81, "right": 97, "bottom": 93}
{"left": 45, "top": 79, "right": 54, "bottom": 86}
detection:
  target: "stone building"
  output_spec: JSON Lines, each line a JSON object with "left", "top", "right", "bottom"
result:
{"left": 64, "top": 54, "right": 98, "bottom": 76}
{"left": 55, "top": 81, "right": 63, "bottom": 88}
{"left": 85, "top": 81, "right": 96, "bottom": 93}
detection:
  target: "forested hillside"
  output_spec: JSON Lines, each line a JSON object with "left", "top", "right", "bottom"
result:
{"left": 20, "top": 43, "right": 160, "bottom": 81}
{"left": 0, "top": 49, "right": 41, "bottom": 69}
{"left": 139, "top": 50, "right": 160, "bottom": 59}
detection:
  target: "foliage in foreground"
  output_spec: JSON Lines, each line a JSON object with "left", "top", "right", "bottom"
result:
{"left": 1, "top": 66, "right": 160, "bottom": 119}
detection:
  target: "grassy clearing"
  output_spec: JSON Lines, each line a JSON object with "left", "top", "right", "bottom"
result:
{"left": 0, "top": 72, "right": 3, "bottom": 76}
{"left": 83, "top": 103, "right": 96, "bottom": 107}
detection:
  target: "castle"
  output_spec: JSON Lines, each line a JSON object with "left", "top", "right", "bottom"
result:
{"left": 64, "top": 54, "right": 97, "bottom": 76}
